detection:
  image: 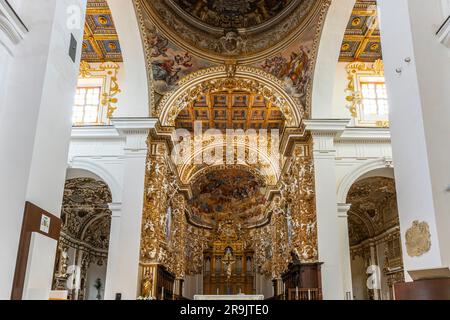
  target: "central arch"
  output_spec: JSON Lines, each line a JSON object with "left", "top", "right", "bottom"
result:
{"left": 157, "top": 66, "right": 304, "bottom": 127}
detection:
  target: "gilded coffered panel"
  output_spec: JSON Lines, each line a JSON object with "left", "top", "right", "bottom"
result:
{"left": 82, "top": 0, "right": 123, "bottom": 63}
{"left": 339, "top": 0, "right": 382, "bottom": 62}
{"left": 175, "top": 91, "right": 285, "bottom": 132}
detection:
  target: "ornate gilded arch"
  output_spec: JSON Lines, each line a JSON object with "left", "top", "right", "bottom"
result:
{"left": 157, "top": 65, "right": 303, "bottom": 128}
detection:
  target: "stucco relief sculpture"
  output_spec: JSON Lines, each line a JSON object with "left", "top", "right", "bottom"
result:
{"left": 281, "top": 143, "right": 318, "bottom": 262}
{"left": 405, "top": 220, "right": 431, "bottom": 257}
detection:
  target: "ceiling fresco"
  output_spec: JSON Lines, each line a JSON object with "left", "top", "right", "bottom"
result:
{"left": 136, "top": 0, "right": 325, "bottom": 63}
{"left": 189, "top": 168, "right": 269, "bottom": 228}
{"left": 347, "top": 177, "right": 398, "bottom": 246}
{"left": 172, "top": 0, "right": 296, "bottom": 29}
{"left": 135, "top": 0, "right": 330, "bottom": 117}
{"left": 82, "top": 0, "right": 123, "bottom": 63}
{"left": 339, "top": 0, "right": 382, "bottom": 62}
{"left": 175, "top": 91, "right": 285, "bottom": 132}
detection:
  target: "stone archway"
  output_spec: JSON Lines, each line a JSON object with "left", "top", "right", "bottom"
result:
{"left": 52, "top": 177, "right": 113, "bottom": 300}
{"left": 346, "top": 176, "right": 403, "bottom": 300}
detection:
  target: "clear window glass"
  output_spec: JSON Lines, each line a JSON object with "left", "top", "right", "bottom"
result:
{"left": 359, "top": 77, "right": 389, "bottom": 123}
{"left": 72, "top": 87, "right": 101, "bottom": 125}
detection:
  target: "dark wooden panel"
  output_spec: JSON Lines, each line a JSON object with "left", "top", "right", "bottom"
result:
{"left": 11, "top": 202, "right": 61, "bottom": 300}
{"left": 394, "top": 279, "right": 450, "bottom": 300}
{"left": 282, "top": 258, "right": 323, "bottom": 300}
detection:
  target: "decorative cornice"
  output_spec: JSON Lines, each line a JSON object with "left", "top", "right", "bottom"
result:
{"left": 71, "top": 126, "right": 121, "bottom": 139}
{"left": 110, "top": 117, "right": 157, "bottom": 155}
{"left": 337, "top": 127, "right": 391, "bottom": 142}
{"left": 111, "top": 117, "right": 158, "bottom": 134}
{"left": 304, "top": 119, "right": 351, "bottom": 136}
{"left": 337, "top": 203, "right": 352, "bottom": 217}
{"left": 108, "top": 202, "right": 123, "bottom": 218}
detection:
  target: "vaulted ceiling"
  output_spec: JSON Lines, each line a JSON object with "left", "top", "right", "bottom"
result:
{"left": 347, "top": 177, "right": 398, "bottom": 246}
{"left": 339, "top": 0, "right": 382, "bottom": 62}
{"left": 82, "top": 0, "right": 123, "bottom": 63}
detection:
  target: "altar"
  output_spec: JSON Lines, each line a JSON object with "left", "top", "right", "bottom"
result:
{"left": 194, "top": 294, "right": 264, "bottom": 300}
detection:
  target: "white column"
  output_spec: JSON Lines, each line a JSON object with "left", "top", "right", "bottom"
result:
{"left": 0, "top": 0, "right": 87, "bottom": 299}
{"left": 304, "top": 119, "right": 350, "bottom": 300}
{"left": 337, "top": 203, "right": 353, "bottom": 300}
{"left": 104, "top": 202, "right": 122, "bottom": 300}
{"left": 104, "top": 118, "right": 157, "bottom": 300}
{"left": 378, "top": 0, "right": 450, "bottom": 275}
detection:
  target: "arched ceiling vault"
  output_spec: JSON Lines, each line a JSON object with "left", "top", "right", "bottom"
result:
{"left": 177, "top": 141, "right": 280, "bottom": 186}
{"left": 347, "top": 177, "right": 399, "bottom": 246}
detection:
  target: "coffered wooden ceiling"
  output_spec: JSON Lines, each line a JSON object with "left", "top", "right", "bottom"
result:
{"left": 82, "top": 0, "right": 123, "bottom": 63}
{"left": 175, "top": 92, "right": 285, "bottom": 132}
{"left": 339, "top": 0, "right": 382, "bottom": 62}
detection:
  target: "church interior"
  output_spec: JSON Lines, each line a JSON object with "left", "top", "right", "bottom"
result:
{"left": 1, "top": 0, "right": 450, "bottom": 301}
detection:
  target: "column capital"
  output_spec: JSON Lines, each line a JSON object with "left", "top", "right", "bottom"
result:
{"left": 304, "top": 119, "right": 350, "bottom": 157}
{"left": 111, "top": 117, "right": 158, "bottom": 134}
{"left": 111, "top": 117, "right": 158, "bottom": 156}
{"left": 337, "top": 203, "right": 352, "bottom": 218}
{"left": 304, "top": 119, "right": 351, "bottom": 137}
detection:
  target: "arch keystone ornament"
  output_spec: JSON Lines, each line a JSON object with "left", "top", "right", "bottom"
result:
{"left": 405, "top": 220, "right": 431, "bottom": 257}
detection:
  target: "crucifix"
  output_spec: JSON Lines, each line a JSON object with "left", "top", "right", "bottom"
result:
{"left": 223, "top": 247, "right": 235, "bottom": 295}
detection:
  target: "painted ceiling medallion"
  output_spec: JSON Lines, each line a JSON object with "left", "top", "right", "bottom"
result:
{"left": 405, "top": 220, "right": 431, "bottom": 257}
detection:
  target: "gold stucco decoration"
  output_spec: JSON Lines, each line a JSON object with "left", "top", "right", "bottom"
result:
{"left": 405, "top": 220, "right": 431, "bottom": 257}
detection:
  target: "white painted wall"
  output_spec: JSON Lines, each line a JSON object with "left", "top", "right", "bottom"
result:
{"left": 378, "top": 0, "right": 450, "bottom": 274}
{"left": 350, "top": 255, "right": 368, "bottom": 300}
{"left": 86, "top": 263, "right": 107, "bottom": 300}
{"left": 0, "top": 0, "right": 87, "bottom": 300}
{"left": 332, "top": 62, "right": 351, "bottom": 118}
